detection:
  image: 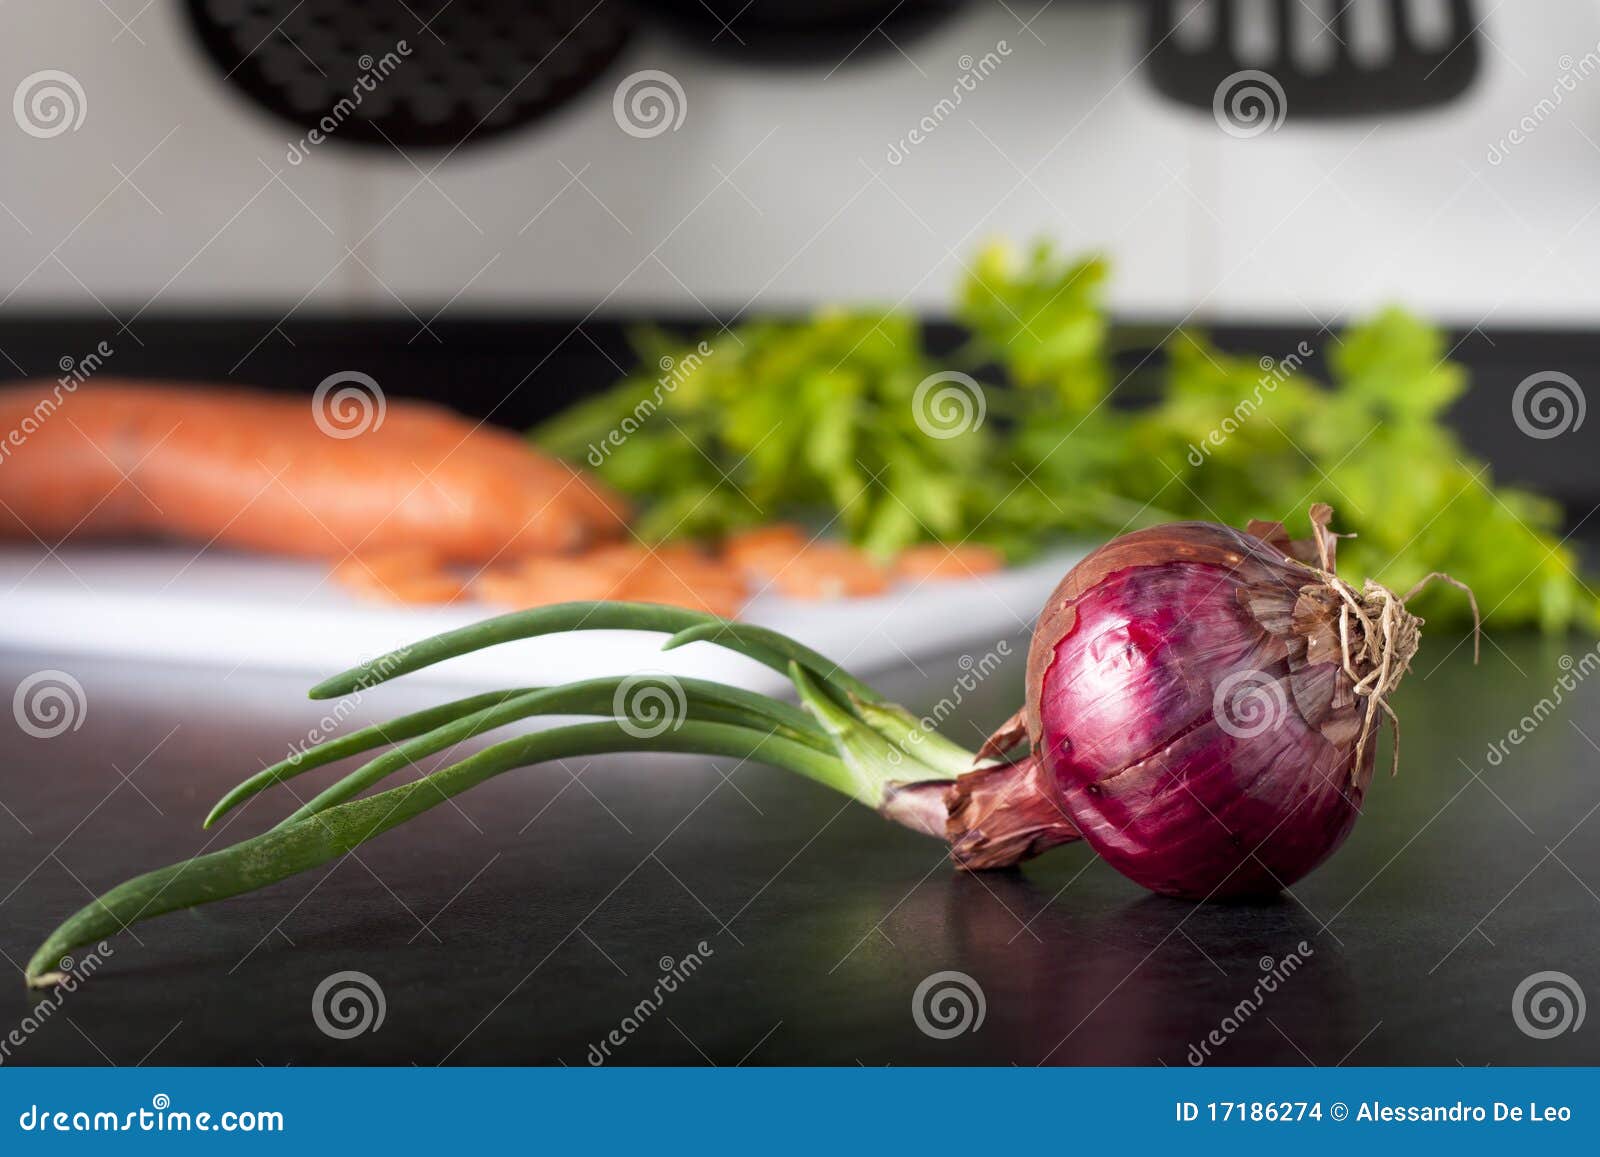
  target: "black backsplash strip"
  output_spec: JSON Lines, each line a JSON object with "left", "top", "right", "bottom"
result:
{"left": 2, "top": 315, "right": 1595, "bottom": 513}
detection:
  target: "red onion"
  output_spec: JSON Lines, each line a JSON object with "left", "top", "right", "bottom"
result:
{"left": 941, "top": 504, "right": 1476, "bottom": 898}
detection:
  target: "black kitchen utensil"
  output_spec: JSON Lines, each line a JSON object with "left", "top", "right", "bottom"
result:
{"left": 1144, "top": 0, "right": 1480, "bottom": 120}
{"left": 182, "top": 0, "right": 635, "bottom": 151}
{"left": 637, "top": 0, "right": 967, "bottom": 64}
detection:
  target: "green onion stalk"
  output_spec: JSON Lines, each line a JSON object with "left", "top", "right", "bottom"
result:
{"left": 25, "top": 602, "right": 1068, "bottom": 988}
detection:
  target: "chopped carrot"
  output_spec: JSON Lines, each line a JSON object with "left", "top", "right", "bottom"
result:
{"left": 333, "top": 549, "right": 464, "bottom": 603}
{"left": 723, "top": 524, "right": 806, "bottom": 563}
{"left": 358, "top": 573, "right": 466, "bottom": 604}
{"left": 620, "top": 572, "right": 747, "bottom": 619}
{"left": 618, "top": 544, "right": 749, "bottom": 617}
{"left": 333, "top": 548, "right": 444, "bottom": 586}
{"left": 768, "top": 542, "right": 888, "bottom": 600}
{"left": 892, "top": 543, "right": 1005, "bottom": 583}
{"left": 474, "top": 556, "right": 630, "bottom": 607}
{"left": 722, "top": 525, "right": 808, "bottom": 579}
{"left": 475, "top": 542, "right": 748, "bottom": 617}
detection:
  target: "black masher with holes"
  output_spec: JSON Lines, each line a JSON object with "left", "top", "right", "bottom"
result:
{"left": 182, "top": 0, "right": 636, "bottom": 151}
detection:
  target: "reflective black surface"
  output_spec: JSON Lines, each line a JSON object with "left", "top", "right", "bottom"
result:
{"left": 1, "top": 629, "right": 1597, "bottom": 1066}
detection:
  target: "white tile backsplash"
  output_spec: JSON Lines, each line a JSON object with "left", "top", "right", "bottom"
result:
{"left": 4, "top": 1, "right": 1600, "bottom": 324}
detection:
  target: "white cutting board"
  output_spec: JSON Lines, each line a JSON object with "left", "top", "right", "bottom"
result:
{"left": 0, "top": 546, "right": 1083, "bottom": 695}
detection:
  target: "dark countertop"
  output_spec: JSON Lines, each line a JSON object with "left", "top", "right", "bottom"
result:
{"left": 1, "top": 630, "right": 1598, "bottom": 1067}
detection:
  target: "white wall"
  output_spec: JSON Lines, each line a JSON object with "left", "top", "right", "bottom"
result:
{"left": 4, "top": 0, "right": 1600, "bottom": 326}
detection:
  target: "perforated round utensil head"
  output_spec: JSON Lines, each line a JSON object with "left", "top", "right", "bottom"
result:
{"left": 183, "top": 0, "right": 635, "bottom": 150}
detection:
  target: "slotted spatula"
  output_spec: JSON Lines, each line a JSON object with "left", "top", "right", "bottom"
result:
{"left": 1145, "top": 0, "right": 1480, "bottom": 120}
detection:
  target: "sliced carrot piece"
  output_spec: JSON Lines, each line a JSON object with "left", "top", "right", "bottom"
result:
{"left": 722, "top": 525, "right": 808, "bottom": 578}
{"left": 892, "top": 543, "right": 1005, "bottom": 583}
{"left": 769, "top": 542, "right": 887, "bottom": 600}
{"left": 616, "top": 545, "right": 749, "bottom": 618}
{"left": 332, "top": 547, "right": 444, "bottom": 588}
{"left": 723, "top": 524, "right": 806, "bottom": 562}
{"left": 356, "top": 573, "right": 465, "bottom": 605}
{"left": 333, "top": 549, "right": 463, "bottom": 603}
{"left": 621, "top": 573, "right": 747, "bottom": 619}
{"left": 473, "top": 556, "right": 630, "bottom": 607}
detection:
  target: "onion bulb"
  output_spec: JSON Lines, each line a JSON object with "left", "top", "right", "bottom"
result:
{"left": 940, "top": 503, "right": 1477, "bottom": 898}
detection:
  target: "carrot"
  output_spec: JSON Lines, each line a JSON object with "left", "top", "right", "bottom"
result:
{"left": 352, "top": 572, "right": 466, "bottom": 605}
{"left": 0, "top": 381, "right": 628, "bottom": 562}
{"left": 891, "top": 543, "right": 1004, "bottom": 582}
{"left": 768, "top": 542, "right": 888, "bottom": 600}
{"left": 332, "top": 549, "right": 464, "bottom": 604}
{"left": 474, "top": 555, "right": 631, "bottom": 607}
{"left": 476, "top": 542, "right": 750, "bottom": 618}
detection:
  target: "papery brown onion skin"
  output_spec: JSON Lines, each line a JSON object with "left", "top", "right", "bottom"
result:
{"left": 1025, "top": 521, "right": 1371, "bottom": 899}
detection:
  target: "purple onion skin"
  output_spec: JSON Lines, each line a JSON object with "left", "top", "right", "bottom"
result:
{"left": 1034, "top": 556, "right": 1365, "bottom": 899}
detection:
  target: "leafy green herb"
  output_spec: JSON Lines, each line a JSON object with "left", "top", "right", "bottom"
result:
{"left": 531, "top": 242, "right": 1597, "bottom": 632}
